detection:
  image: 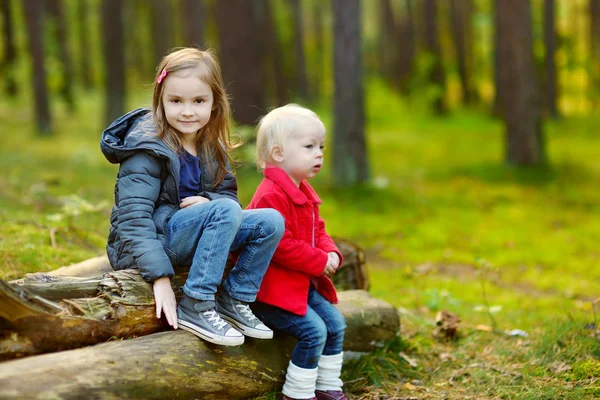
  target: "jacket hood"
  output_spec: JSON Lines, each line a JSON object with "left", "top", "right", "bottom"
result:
{"left": 100, "top": 108, "right": 173, "bottom": 164}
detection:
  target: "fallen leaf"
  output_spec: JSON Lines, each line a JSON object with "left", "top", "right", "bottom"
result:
{"left": 405, "top": 382, "right": 417, "bottom": 391}
{"left": 549, "top": 361, "right": 572, "bottom": 374}
{"left": 440, "top": 352, "right": 456, "bottom": 362}
{"left": 475, "top": 324, "right": 493, "bottom": 332}
{"left": 399, "top": 351, "right": 419, "bottom": 368}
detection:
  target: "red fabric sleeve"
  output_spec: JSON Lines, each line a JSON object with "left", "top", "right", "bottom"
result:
{"left": 254, "top": 192, "right": 328, "bottom": 277}
{"left": 315, "top": 216, "right": 343, "bottom": 266}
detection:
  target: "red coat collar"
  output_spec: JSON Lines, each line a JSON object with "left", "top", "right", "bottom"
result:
{"left": 264, "top": 165, "right": 322, "bottom": 206}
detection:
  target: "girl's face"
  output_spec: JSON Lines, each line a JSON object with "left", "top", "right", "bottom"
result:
{"left": 162, "top": 70, "right": 214, "bottom": 144}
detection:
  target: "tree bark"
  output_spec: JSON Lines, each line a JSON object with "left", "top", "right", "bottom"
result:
{"left": 23, "top": 0, "right": 52, "bottom": 135}
{"left": 181, "top": 0, "right": 205, "bottom": 48}
{"left": 0, "top": 289, "right": 398, "bottom": 399}
{"left": 76, "top": 0, "right": 94, "bottom": 90}
{"left": 450, "top": 0, "right": 473, "bottom": 105}
{"left": 544, "top": 0, "right": 559, "bottom": 118}
{"left": 0, "top": 0, "right": 18, "bottom": 96}
{"left": 332, "top": 0, "right": 369, "bottom": 186}
{"left": 101, "top": 0, "right": 126, "bottom": 128}
{"left": 215, "top": 0, "right": 265, "bottom": 124}
{"left": 290, "top": 0, "right": 309, "bottom": 101}
{"left": 47, "top": 0, "right": 76, "bottom": 112}
{"left": 590, "top": 0, "right": 600, "bottom": 105}
{"left": 260, "top": 0, "right": 288, "bottom": 106}
{"left": 496, "top": 0, "right": 545, "bottom": 165}
{"left": 423, "top": 0, "right": 447, "bottom": 114}
{"left": 398, "top": 0, "right": 416, "bottom": 95}
{"left": 378, "top": 0, "right": 398, "bottom": 87}
{"left": 150, "top": 0, "right": 171, "bottom": 66}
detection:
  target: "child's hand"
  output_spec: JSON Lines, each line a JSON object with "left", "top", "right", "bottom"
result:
{"left": 180, "top": 196, "right": 210, "bottom": 208}
{"left": 323, "top": 263, "right": 336, "bottom": 277}
{"left": 153, "top": 277, "right": 178, "bottom": 329}
{"left": 327, "top": 252, "right": 341, "bottom": 269}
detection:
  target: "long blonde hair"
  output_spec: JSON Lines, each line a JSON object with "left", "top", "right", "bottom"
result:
{"left": 152, "top": 47, "right": 238, "bottom": 186}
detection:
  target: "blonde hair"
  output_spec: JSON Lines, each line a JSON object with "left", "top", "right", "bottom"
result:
{"left": 152, "top": 47, "right": 238, "bottom": 186}
{"left": 256, "top": 104, "right": 326, "bottom": 170}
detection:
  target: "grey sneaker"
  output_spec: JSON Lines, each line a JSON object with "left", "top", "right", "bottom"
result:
{"left": 177, "top": 294, "right": 244, "bottom": 346}
{"left": 216, "top": 291, "right": 273, "bottom": 339}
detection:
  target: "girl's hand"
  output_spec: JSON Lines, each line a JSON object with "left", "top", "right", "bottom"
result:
{"left": 180, "top": 196, "right": 210, "bottom": 208}
{"left": 327, "top": 252, "right": 341, "bottom": 269}
{"left": 153, "top": 277, "right": 178, "bottom": 329}
{"left": 323, "top": 263, "right": 336, "bottom": 277}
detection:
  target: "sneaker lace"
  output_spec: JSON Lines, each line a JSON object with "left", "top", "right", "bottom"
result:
{"left": 235, "top": 304, "right": 258, "bottom": 322}
{"left": 202, "top": 309, "right": 228, "bottom": 330}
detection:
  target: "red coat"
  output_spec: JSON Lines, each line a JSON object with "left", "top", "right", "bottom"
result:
{"left": 246, "top": 166, "right": 342, "bottom": 315}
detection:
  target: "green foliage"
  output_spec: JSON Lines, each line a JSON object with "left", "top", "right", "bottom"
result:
{"left": 2, "top": 78, "right": 600, "bottom": 398}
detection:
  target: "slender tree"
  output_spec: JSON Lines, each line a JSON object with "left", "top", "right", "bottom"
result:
{"left": 423, "top": 0, "right": 447, "bottom": 114}
{"left": 496, "top": 0, "right": 545, "bottom": 165}
{"left": 47, "top": 0, "right": 75, "bottom": 112}
{"left": 378, "top": 0, "right": 398, "bottom": 86}
{"left": 23, "top": 0, "right": 52, "bottom": 135}
{"left": 450, "top": 0, "right": 473, "bottom": 105}
{"left": 290, "top": 0, "right": 309, "bottom": 101}
{"left": 0, "top": 0, "right": 18, "bottom": 96}
{"left": 101, "top": 0, "right": 126, "bottom": 127}
{"left": 311, "top": 0, "right": 326, "bottom": 99}
{"left": 590, "top": 0, "right": 600, "bottom": 104}
{"left": 76, "top": 0, "right": 93, "bottom": 90}
{"left": 181, "top": 0, "right": 205, "bottom": 48}
{"left": 150, "top": 0, "right": 171, "bottom": 66}
{"left": 215, "top": 0, "right": 265, "bottom": 124}
{"left": 331, "top": 0, "right": 368, "bottom": 185}
{"left": 260, "top": 0, "right": 288, "bottom": 106}
{"left": 397, "top": 0, "right": 416, "bottom": 95}
{"left": 544, "top": 0, "right": 559, "bottom": 118}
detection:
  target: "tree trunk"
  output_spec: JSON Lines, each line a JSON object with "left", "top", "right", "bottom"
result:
{"left": 261, "top": 0, "right": 288, "bottom": 106}
{"left": 332, "top": 0, "right": 368, "bottom": 186}
{"left": 591, "top": 0, "right": 600, "bottom": 106}
{"left": 181, "top": 0, "right": 205, "bottom": 48}
{"left": 215, "top": 0, "right": 265, "bottom": 124}
{"left": 423, "top": 0, "right": 447, "bottom": 114}
{"left": 544, "top": 0, "right": 559, "bottom": 118}
{"left": 23, "top": 0, "right": 52, "bottom": 136}
{"left": 496, "top": 0, "right": 545, "bottom": 165}
{"left": 0, "top": 289, "right": 398, "bottom": 399}
{"left": 101, "top": 0, "right": 126, "bottom": 128}
{"left": 397, "top": 0, "right": 416, "bottom": 95}
{"left": 0, "top": 0, "right": 18, "bottom": 96}
{"left": 2, "top": 239, "right": 367, "bottom": 361}
{"left": 76, "top": 0, "right": 93, "bottom": 90}
{"left": 378, "top": 0, "right": 398, "bottom": 86}
{"left": 290, "top": 0, "right": 309, "bottom": 102}
{"left": 150, "top": 0, "right": 171, "bottom": 66}
{"left": 311, "top": 0, "right": 326, "bottom": 99}
{"left": 47, "top": 0, "right": 76, "bottom": 112}
{"left": 450, "top": 0, "right": 473, "bottom": 105}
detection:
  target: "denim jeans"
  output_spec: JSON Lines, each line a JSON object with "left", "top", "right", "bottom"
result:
{"left": 165, "top": 198, "right": 284, "bottom": 302}
{"left": 251, "top": 287, "right": 347, "bottom": 369}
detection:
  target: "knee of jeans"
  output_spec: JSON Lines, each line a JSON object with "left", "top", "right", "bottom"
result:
{"left": 300, "top": 320, "right": 328, "bottom": 349}
{"left": 262, "top": 209, "right": 285, "bottom": 239}
{"left": 328, "top": 311, "right": 347, "bottom": 337}
{"left": 214, "top": 199, "right": 243, "bottom": 227}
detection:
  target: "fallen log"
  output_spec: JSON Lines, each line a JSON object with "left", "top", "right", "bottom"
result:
{"left": 46, "top": 237, "right": 369, "bottom": 291}
{"left": 0, "top": 290, "right": 399, "bottom": 400}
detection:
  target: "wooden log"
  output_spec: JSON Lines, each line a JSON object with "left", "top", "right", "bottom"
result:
{"left": 1, "top": 263, "right": 391, "bottom": 360}
{"left": 44, "top": 238, "right": 369, "bottom": 290}
{"left": 0, "top": 290, "right": 399, "bottom": 400}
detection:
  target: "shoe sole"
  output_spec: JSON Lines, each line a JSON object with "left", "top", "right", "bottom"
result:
{"left": 178, "top": 319, "right": 244, "bottom": 346}
{"left": 220, "top": 315, "right": 274, "bottom": 339}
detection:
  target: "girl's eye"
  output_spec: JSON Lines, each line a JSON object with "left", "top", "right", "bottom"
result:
{"left": 320, "top": 146, "right": 325, "bottom": 150}
{"left": 195, "top": 99, "right": 204, "bottom": 104}
{"left": 305, "top": 145, "right": 313, "bottom": 149}
{"left": 172, "top": 99, "right": 181, "bottom": 104}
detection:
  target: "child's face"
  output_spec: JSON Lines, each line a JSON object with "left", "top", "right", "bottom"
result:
{"left": 162, "top": 71, "right": 214, "bottom": 143}
{"left": 276, "top": 129, "right": 325, "bottom": 186}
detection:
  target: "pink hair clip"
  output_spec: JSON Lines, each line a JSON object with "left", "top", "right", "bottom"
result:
{"left": 157, "top": 68, "right": 167, "bottom": 84}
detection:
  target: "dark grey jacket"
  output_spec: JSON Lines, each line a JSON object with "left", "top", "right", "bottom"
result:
{"left": 100, "top": 108, "right": 239, "bottom": 282}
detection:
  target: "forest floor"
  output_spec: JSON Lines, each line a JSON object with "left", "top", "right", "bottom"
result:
{"left": 2, "top": 82, "right": 600, "bottom": 399}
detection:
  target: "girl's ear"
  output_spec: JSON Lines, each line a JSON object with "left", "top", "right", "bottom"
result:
{"left": 271, "top": 145, "right": 284, "bottom": 163}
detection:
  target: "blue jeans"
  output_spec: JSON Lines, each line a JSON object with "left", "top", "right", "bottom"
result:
{"left": 251, "top": 287, "right": 347, "bottom": 369}
{"left": 165, "top": 198, "right": 284, "bottom": 302}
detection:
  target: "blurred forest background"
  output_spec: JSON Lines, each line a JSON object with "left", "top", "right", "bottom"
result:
{"left": 3, "top": 0, "right": 600, "bottom": 398}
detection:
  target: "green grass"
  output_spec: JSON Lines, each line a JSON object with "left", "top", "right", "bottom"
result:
{"left": 2, "top": 79, "right": 600, "bottom": 398}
